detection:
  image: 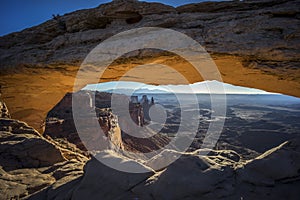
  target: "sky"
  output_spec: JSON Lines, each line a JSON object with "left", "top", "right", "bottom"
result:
{"left": 83, "top": 81, "right": 279, "bottom": 94}
{"left": 0, "top": 0, "right": 218, "bottom": 36}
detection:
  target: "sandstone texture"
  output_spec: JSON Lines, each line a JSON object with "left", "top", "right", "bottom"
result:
{"left": 28, "top": 138, "right": 300, "bottom": 200}
{"left": 0, "top": 0, "right": 299, "bottom": 69}
{"left": 0, "top": 100, "right": 87, "bottom": 199}
{"left": 0, "top": 0, "right": 300, "bottom": 199}
{"left": 0, "top": 101, "right": 10, "bottom": 118}
{"left": 1, "top": 96, "right": 299, "bottom": 199}
{"left": 0, "top": 0, "right": 299, "bottom": 131}
{"left": 44, "top": 90, "right": 170, "bottom": 153}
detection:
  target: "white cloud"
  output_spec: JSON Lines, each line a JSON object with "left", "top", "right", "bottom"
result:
{"left": 83, "top": 80, "right": 279, "bottom": 95}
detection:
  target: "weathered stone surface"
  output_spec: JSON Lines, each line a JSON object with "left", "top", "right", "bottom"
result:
{"left": 0, "top": 0, "right": 175, "bottom": 67}
{"left": 44, "top": 91, "right": 170, "bottom": 153}
{"left": 1, "top": 96, "right": 300, "bottom": 199}
{"left": 44, "top": 91, "right": 124, "bottom": 151}
{"left": 0, "top": 159, "right": 85, "bottom": 199}
{"left": 0, "top": 101, "right": 86, "bottom": 198}
{"left": 0, "top": 0, "right": 300, "bottom": 133}
{"left": 30, "top": 138, "right": 300, "bottom": 199}
{"left": 238, "top": 138, "right": 300, "bottom": 186}
{"left": 0, "top": 0, "right": 299, "bottom": 75}
{"left": 0, "top": 0, "right": 299, "bottom": 198}
{"left": 0, "top": 101, "right": 10, "bottom": 118}
{"left": 71, "top": 152, "right": 154, "bottom": 199}
{"left": 0, "top": 167, "right": 56, "bottom": 199}
{"left": 0, "top": 117, "right": 66, "bottom": 169}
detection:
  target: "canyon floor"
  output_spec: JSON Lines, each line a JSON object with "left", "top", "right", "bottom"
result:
{"left": 1, "top": 93, "right": 300, "bottom": 199}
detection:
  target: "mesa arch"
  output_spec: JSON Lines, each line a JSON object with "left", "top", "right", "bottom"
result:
{"left": 0, "top": 54, "right": 299, "bottom": 132}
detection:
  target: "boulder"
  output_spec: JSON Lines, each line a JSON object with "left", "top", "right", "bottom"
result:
{"left": 30, "top": 138, "right": 300, "bottom": 199}
{"left": 0, "top": 118, "right": 65, "bottom": 170}
{"left": 0, "top": 101, "right": 10, "bottom": 118}
{"left": 71, "top": 151, "right": 154, "bottom": 200}
{"left": 0, "top": 100, "right": 86, "bottom": 198}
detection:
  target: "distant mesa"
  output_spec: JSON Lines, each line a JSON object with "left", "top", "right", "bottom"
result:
{"left": 83, "top": 80, "right": 279, "bottom": 95}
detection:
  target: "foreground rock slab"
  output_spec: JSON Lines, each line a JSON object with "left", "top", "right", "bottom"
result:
{"left": 0, "top": 101, "right": 87, "bottom": 199}
{"left": 29, "top": 138, "right": 300, "bottom": 200}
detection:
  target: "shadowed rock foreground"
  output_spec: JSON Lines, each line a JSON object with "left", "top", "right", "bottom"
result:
{"left": 1, "top": 99, "right": 300, "bottom": 199}
{"left": 0, "top": 101, "right": 87, "bottom": 199}
{"left": 0, "top": 0, "right": 300, "bottom": 132}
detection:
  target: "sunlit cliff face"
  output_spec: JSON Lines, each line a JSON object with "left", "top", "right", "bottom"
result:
{"left": 0, "top": 54, "right": 299, "bottom": 132}
{"left": 78, "top": 53, "right": 300, "bottom": 96}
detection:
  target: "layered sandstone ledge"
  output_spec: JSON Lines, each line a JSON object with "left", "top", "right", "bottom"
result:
{"left": 0, "top": 0, "right": 299, "bottom": 130}
{"left": 1, "top": 55, "right": 299, "bottom": 131}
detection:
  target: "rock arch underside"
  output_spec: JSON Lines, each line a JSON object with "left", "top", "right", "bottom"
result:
{"left": 0, "top": 0, "right": 299, "bottom": 131}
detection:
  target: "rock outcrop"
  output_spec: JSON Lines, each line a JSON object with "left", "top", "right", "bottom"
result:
{"left": 0, "top": 101, "right": 10, "bottom": 118}
{"left": 0, "top": 100, "right": 87, "bottom": 198}
{"left": 44, "top": 91, "right": 169, "bottom": 153}
{"left": 29, "top": 138, "right": 300, "bottom": 200}
{"left": 0, "top": 0, "right": 299, "bottom": 67}
{"left": 0, "top": 0, "right": 300, "bottom": 132}
{"left": 0, "top": 1, "right": 299, "bottom": 199}
{"left": 1, "top": 98, "right": 300, "bottom": 199}
{"left": 0, "top": 119, "right": 65, "bottom": 171}
{"left": 0, "top": 0, "right": 299, "bottom": 94}
{"left": 44, "top": 91, "right": 124, "bottom": 151}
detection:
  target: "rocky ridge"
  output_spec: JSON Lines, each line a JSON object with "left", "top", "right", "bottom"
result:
{"left": 0, "top": 101, "right": 87, "bottom": 199}
{"left": 0, "top": 0, "right": 299, "bottom": 67}
{"left": 44, "top": 91, "right": 170, "bottom": 153}
{"left": 0, "top": 0, "right": 300, "bottom": 198}
{"left": 0, "top": 0, "right": 299, "bottom": 92}
{"left": 29, "top": 139, "right": 300, "bottom": 200}
{"left": 1, "top": 98, "right": 300, "bottom": 199}
{"left": 0, "top": 0, "right": 300, "bottom": 133}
